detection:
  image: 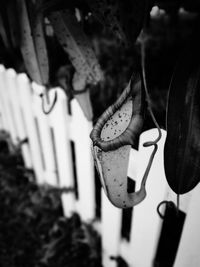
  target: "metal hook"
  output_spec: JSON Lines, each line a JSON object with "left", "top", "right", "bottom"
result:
{"left": 157, "top": 200, "right": 176, "bottom": 219}
{"left": 40, "top": 90, "right": 57, "bottom": 115}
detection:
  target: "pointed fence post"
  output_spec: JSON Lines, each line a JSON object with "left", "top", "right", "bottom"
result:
{"left": 0, "top": 65, "right": 18, "bottom": 142}
{"left": 17, "top": 73, "right": 44, "bottom": 184}
{"left": 6, "top": 69, "right": 32, "bottom": 168}
{"left": 70, "top": 99, "right": 95, "bottom": 221}
{"left": 49, "top": 88, "right": 76, "bottom": 217}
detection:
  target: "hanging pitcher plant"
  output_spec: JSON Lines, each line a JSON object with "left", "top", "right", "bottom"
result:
{"left": 90, "top": 73, "right": 147, "bottom": 208}
{"left": 90, "top": 66, "right": 161, "bottom": 208}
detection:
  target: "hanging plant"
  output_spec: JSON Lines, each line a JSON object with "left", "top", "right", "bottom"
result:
{"left": 90, "top": 32, "right": 163, "bottom": 208}
{"left": 90, "top": 73, "right": 149, "bottom": 208}
{"left": 164, "top": 38, "right": 200, "bottom": 195}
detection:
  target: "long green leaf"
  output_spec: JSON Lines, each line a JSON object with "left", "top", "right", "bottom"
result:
{"left": 164, "top": 39, "right": 200, "bottom": 194}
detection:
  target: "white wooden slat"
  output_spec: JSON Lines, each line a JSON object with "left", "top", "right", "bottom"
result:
{"left": 0, "top": 111, "right": 3, "bottom": 130}
{"left": 120, "top": 240, "right": 131, "bottom": 264}
{"left": 0, "top": 99, "right": 5, "bottom": 130}
{"left": 6, "top": 69, "right": 32, "bottom": 168}
{"left": 0, "top": 98, "right": 7, "bottom": 131}
{"left": 128, "top": 148, "right": 139, "bottom": 182}
{"left": 17, "top": 73, "right": 44, "bottom": 184}
{"left": 129, "top": 129, "right": 167, "bottom": 267}
{"left": 32, "top": 83, "right": 58, "bottom": 186}
{"left": 102, "top": 189, "right": 122, "bottom": 267}
{"left": 0, "top": 81, "right": 7, "bottom": 131}
{"left": 0, "top": 65, "right": 18, "bottom": 141}
{"left": 174, "top": 183, "right": 200, "bottom": 267}
{"left": 49, "top": 88, "right": 76, "bottom": 217}
{"left": 5, "top": 69, "right": 20, "bottom": 140}
{"left": 70, "top": 99, "right": 95, "bottom": 221}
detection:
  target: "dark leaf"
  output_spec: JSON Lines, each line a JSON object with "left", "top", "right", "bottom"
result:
{"left": 164, "top": 37, "right": 200, "bottom": 194}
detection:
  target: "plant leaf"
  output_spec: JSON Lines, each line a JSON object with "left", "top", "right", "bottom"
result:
{"left": 48, "top": 9, "right": 103, "bottom": 85}
{"left": 29, "top": 0, "right": 49, "bottom": 85}
{"left": 164, "top": 39, "right": 200, "bottom": 194}
{"left": 17, "top": 0, "right": 42, "bottom": 84}
{"left": 72, "top": 71, "right": 93, "bottom": 121}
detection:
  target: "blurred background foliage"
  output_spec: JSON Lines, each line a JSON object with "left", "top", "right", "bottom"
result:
{"left": 0, "top": 134, "right": 102, "bottom": 267}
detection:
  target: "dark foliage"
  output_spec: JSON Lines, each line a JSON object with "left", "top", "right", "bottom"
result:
{"left": 0, "top": 136, "right": 102, "bottom": 267}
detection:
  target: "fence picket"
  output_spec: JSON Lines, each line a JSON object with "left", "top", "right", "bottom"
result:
{"left": 49, "top": 88, "right": 76, "bottom": 217}
{"left": 102, "top": 189, "right": 122, "bottom": 267}
{"left": 0, "top": 65, "right": 18, "bottom": 141}
{"left": 0, "top": 86, "right": 7, "bottom": 130}
{"left": 70, "top": 99, "right": 95, "bottom": 221}
{"left": 174, "top": 183, "right": 200, "bottom": 267}
{"left": 32, "top": 83, "right": 58, "bottom": 186}
{"left": 6, "top": 69, "right": 32, "bottom": 168}
{"left": 17, "top": 74, "right": 44, "bottom": 183}
{"left": 129, "top": 129, "right": 167, "bottom": 267}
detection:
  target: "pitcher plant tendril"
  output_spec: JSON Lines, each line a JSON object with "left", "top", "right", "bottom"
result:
{"left": 141, "top": 37, "right": 162, "bottom": 147}
{"left": 40, "top": 90, "right": 57, "bottom": 115}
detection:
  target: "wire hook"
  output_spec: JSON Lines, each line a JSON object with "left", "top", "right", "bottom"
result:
{"left": 157, "top": 200, "right": 177, "bottom": 219}
{"left": 40, "top": 90, "right": 57, "bottom": 115}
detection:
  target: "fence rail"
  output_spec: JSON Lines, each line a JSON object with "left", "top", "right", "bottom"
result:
{"left": 0, "top": 65, "right": 199, "bottom": 267}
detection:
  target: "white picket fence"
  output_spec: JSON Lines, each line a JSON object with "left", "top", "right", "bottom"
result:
{"left": 0, "top": 65, "right": 199, "bottom": 267}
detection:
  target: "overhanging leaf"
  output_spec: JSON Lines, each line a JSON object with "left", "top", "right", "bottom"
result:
{"left": 164, "top": 39, "right": 200, "bottom": 194}
{"left": 48, "top": 9, "right": 103, "bottom": 85}
{"left": 17, "top": 0, "right": 42, "bottom": 84}
{"left": 30, "top": 0, "right": 50, "bottom": 85}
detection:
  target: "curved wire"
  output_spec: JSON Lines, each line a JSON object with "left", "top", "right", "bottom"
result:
{"left": 157, "top": 200, "right": 176, "bottom": 219}
{"left": 157, "top": 200, "right": 179, "bottom": 219}
{"left": 40, "top": 90, "right": 58, "bottom": 115}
